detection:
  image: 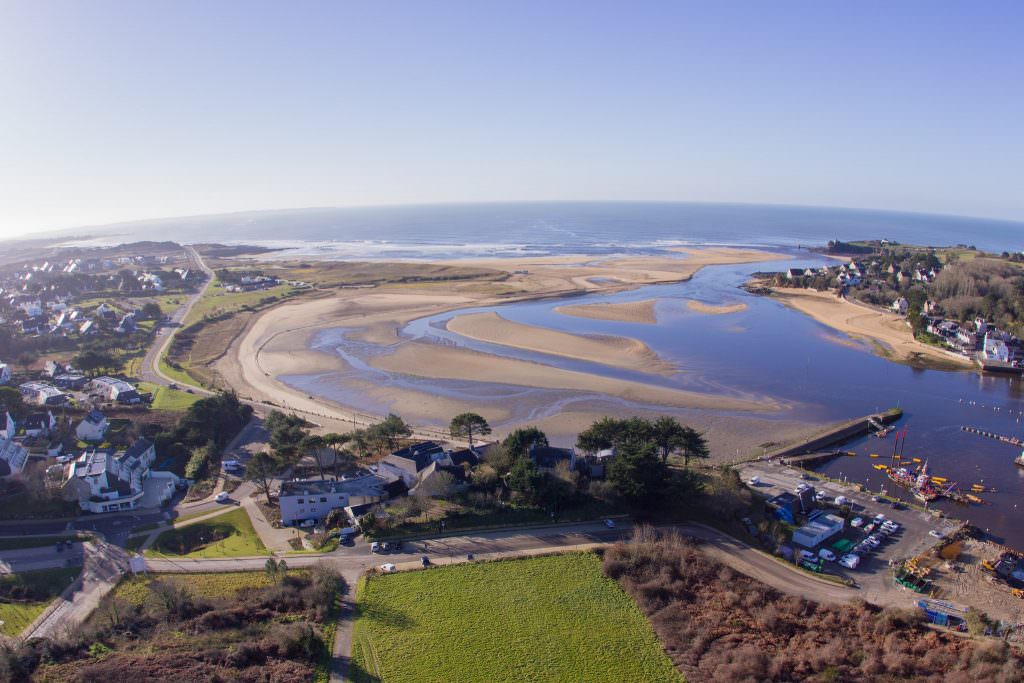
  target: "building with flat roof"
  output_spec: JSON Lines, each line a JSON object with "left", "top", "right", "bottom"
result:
{"left": 278, "top": 475, "right": 391, "bottom": 526}
{"left": 792, "top": 513, "right": 845, "bottom": 548}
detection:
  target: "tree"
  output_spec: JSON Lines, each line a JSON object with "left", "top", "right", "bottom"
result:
{"left": 576, "top": 416, "right": 653, "bottom": 454}
{"left": 0, "top": 387, "right": 23, "bottom": 419}
{"left": 650, "top": 416, "right": 688, "bottom": 463}
{"left": 246, "top": 452, "right": 282, "bottom": 506}
{"left": 507, "top": 457, "right": 544, "bottom": 504}
{"left": 141, "top": 301, "right": 163, "bottom": 320}
{"left": 184, "top": 440, "right": 216, "bottom": 480}
{"left": 73, "top": 349, "right": 116, "bottom": 376}
{"left": 503, "top": 427, "right": 548, "bottom": 459}
{"left": 376, "top": 413, "right": 412, "bottom": 452}
{"left": 607, "top": 442, "right": 669, "bottom": 509}
{"left": 266, "top": 411, "right": 308, "bottom": 458}
{"left": 679, "top": 427, "right": 710, "bottom": 468}
{"left": 300, "top": 434, "right": 327, "bottom": 480}
{"left": 15, "top": 352, "right": 36, "bottom": 373}
{"left": 322, "top": 433, "right": 353, "bottom": 479}
{"left": 449, "top": 413, "right": 491, "bottom": 450}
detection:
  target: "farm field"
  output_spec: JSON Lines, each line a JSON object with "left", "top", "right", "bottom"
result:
{"left": 146, "top": 507, "right": 268, "bottom": 558}
{"left": 0, "top": 567, "right": 79, "bottom": 636}
{"left": 351, "top": 553, "right": 681, "bottom": 683}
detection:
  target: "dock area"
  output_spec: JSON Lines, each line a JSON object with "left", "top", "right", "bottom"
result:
{"left": 767, "top": 408, "right": 903, "bottom": 460}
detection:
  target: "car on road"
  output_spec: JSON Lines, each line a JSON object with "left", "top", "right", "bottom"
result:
{"left": 747, "top": 476, "right": 760, "bottom": 486}
{"left": 929, "top": 529, "right": 945, "bottom": 539}
{"left": 215, "top": 491, "right": 230, "bottom": 503}
{"left": 850, "top": 517, "right": 864, "bottom": 528}
{"left": 818, "top": 549, "right": 836, "bottom": 562}
{"left": 380, "top": 563, "right": 396, "bottom": 573}
{"left": 839, "top": 553, "right": 861, "bottom": 569}
{"left": 604, "top": 519, "right": 616, "bottom": 528}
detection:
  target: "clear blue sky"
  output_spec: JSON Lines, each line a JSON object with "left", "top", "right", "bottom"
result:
{"left": 1, "top": 1, "right": 1022, "bottom": 237}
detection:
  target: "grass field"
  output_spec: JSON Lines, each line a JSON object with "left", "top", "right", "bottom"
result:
{"left": 0, "top": 567, "right": 80, "bottom": 636}
{"left": 138, "top": 381, "right": 202, "bottom": 411}
{"left": 113, "top": 570, "right": 286, "bottom": 606}
{"left": 351, "top": 553, "right": 681, "bottom": 683}
{"left": 0, "top": 534, "right": 80, "bottom": 551}
{"left": 184, "top": 281, "right": 295, "bottom": 327}
{"left": 146, "top": 507, "right": 268, "bottom": 558}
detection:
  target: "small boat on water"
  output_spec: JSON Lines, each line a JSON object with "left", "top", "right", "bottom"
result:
{"left": 869, "top": 453, "right": 880, "bottom": 458}
{"left": 873, "top": 464, "right": 888, "bottom": 470}
{"left": 966, "top": 494, "right": 985, "bottom": 504}
{"left": 912, "top": 457, "right": 922, "bottom": 463}
{"left": 932, "top": 476, "right": 947, "bottom": 483}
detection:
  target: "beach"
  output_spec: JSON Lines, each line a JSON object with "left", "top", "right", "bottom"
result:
{"left": 686, "top": 300, "right": 748, "bottom": 315}
{"left": 555, "top": 299, "right": 659, "bottom": 324}
{"left": 770, "top": 287, "right": 974, "bottom": 368}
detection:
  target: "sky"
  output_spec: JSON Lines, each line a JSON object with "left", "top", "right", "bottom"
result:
{"left": 1, "top": 1, "right": 1022, "bottom": 238}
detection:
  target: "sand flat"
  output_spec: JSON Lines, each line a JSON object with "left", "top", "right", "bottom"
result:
{"left": 772, "top": 287, "right": 973, "bottom": 367}
{"left": 686, "top": 300, "right": 748, "bottom": 315}
{"left": 370, "top": 340, "right": 776, "bottom": 412}
{"left": 555, "top": 299, "right": 658, "bottom": 324}
{"left": 446, "top": 311, "right": 674, "bottom": 374}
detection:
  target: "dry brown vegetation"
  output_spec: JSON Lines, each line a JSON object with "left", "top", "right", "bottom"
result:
{"left": 1, "top": 565, "right": 344, "bottom": 683}
{"left": 605, "top": 531, "right": 1024, "bottom": 683}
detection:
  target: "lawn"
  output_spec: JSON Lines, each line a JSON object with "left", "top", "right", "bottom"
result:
{"left": 0, "top": 534, "right": 80, "bottom": 551}
{"left": 113, "top": 570, "right": 287, "bottom": 606}
{"left": 145, "top": 507, "right": 268, "bottom": 558}
{"left": 0, "top": 567, "right": 80, "bottom": 636}
{"left": 183, "top": 281, "right": 295, "bottom": 327}
{"left": 138, "top": 381, "right": 202, "bottom": 411}
{"left": 351, "top": 553, "right": 681, "bottom": 683}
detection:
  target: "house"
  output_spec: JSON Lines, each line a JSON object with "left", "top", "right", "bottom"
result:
{"left": 116, "top": 313, "right": 137, "bottom": 334}
{"left": 19, "top": 382, "right": 67, "bottom": 406}
{"left": 895, "top": 271, "right": 909, "bottom": 285}
{"left": 891, "top": 297, "right": 909, "bottom": 316}
{"left": 378, "top": 441, "right": 449, "bottom": 487}
{"left": 44, "top": 360, "right": 68, "bottom": 377}
{"left": 76, "top": 409, "right": 109, "bottom": 442}
{"left": 785, "top": 268, "right": 806, "bottom": 280}
{"left": 62, "top": 438, "right": 161, "bottom": 513}
{"left": 528, "top": 444, "right": 576, "bottom": 472}
{"left": 90, "top": 376, "right": 141, "bottom": 404}
{"left": 23, "top": 411, "right": 56, "bottom": 438}
{"left": 414, "top": 461, "right": 469, "bottom": 495}
{"left": 0, "top": 412, "right": 15, "bottom": 440}
{"left": 0, "top": 362, "right": 9, "bottom": 385}
{"left": 54, "top": 373, "right": 89, "bottom": 390}
{"left": 278, "top": 475, "right": 390, "bottom": 526}
{"left": 0, "top": 438, "right": 28, "bottom": 478}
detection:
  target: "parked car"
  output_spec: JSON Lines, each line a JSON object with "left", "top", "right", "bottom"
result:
{"left": 929, "top": 529, "right": 945, "bottom": 539}
{"left": 799, "top": 550, "right": 817, "bottom": 562}
{"left": 871, "top": 495, "right": 881, "bottom": 503}
{"left": 863, "top": 523, "right": 876, "bottom": 534}
{"left": 873, "top": 514, "right": 887, "bottom": 525}
{"left": 299, "top": 519, "right": 316, "bottom": 528}
{"left": 834, "top": 495, "right": 849, "bottom": 506}
{"left": 747, "top": 476, "right": 760, "bottom": 486}
{"left": 850, "top": 517, "right": 864, "bottom": 528}
{"left": 370, "top": 542, "right": 381, "bottom": 553}
{"left": 839, "top": 554, "right": 861, "bottom": 569}
{"left": 883, "top": 521, "right": 900, "bottom": 532}
{"left": 864, "top": 536, "right": 881, "bottom": 548}
{"left": 815, "top": 490, "right": 828, "bottom": 501}
{"left": 818, "top": 549, "right": 837, "bottom": 562}
{"left": 216, "top": 491, "right": 230, "bottom": 503}
{"left": 380, "top": 563, "right": 396, "bottom": 573}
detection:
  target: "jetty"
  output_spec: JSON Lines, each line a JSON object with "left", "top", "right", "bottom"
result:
{"left": 767, "top": 408, "right": 903, "bottom": 460}
{"left": 961, "top": 425, "right": 1022, "bottom": 447}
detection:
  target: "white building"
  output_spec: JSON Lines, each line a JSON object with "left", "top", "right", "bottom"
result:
{"left": 76, "top": 410, "right": 109, "bottom": 442}
{"left": 63, "top": 439, "right": 164, "bottom": 513}
{"left": 90, "top": 376, "right": 141, "bottom": 404}
{"left": 0, "top": 362, "right": 10, "bottom": 385}
{"left": 0, "top": 437, "right": 28, "bottom": 478}
{"left": 891, "top": 297, "right": 909, "bottom": 316}
{"left": 19, "top": 382, "right": 67, "bottom": 406}
{"left": 23, "top": 411, "right": 56, "bottom": 438}
{"left": 792, "top": 513, "right": 845, "bottom": 548}
{"left": 0, "top": 412, "right": 15, "bottom": 440}
{"left": 278, "top": 475, "right": 391, "bottom": 526}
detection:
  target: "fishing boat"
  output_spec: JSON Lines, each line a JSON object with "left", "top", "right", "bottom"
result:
{"left": 966, "top": 494, "right": 984, "bottom": 504}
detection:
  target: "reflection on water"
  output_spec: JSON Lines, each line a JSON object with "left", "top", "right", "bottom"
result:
{"left": 282, "top": 249, "right": 1024, "bottom": 548}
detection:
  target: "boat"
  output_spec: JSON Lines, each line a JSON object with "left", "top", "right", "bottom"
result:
{"left": 966, "top": 494, "right": 984, "bottom": 504}
{"left": 912, "top": 457, "right": 922, "bottom": 463}
{"left": 869, "top": 453, "right": 880, "bottom": 458}
{"left": 873, "top": 464, "right": 888, "bottom": 470}
{"left": 932, "top": 476, "right": 947, "bottom": 483}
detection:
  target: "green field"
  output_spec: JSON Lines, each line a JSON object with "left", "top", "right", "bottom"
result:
{"left": 0, "top": 535, "right": 80, "bottom": 551}
{"left": 146, "top": 507, "right": 268, "bottom": 558}
{"left": 183, "top": 281, "right": 295, "bottom": 327}
{"left": 0, "top": 567, "right": 80, "bottom": 636}
{"left": 113, "top": 570, "right": 285, "bottom": 606}
{"left": 138, "top": 381, "right": 202, "bottom": 411}
{"left": 351, "top": 553, "right": 681, "bottom": 683}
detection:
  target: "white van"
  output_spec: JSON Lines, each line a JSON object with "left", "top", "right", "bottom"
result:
{"left": 215, "top": 491, "right": 230, "bottom": 503}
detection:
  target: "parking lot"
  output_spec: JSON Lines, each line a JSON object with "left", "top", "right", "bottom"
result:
{"left": 737, "top": 459, "right": 961, "bottom": 602}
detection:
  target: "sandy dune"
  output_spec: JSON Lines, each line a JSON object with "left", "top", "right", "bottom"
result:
{"left": 447, "top": 311, "right": 674, "bottom": 374}
{"left": 668, "top": 246, "right": 790, "bottom": 264}
{"left": 371, "top": 340, "right": 776, "bottom": 412}
{"left": 686, "top": 300, "right": 748, "bottom": 315}
{"left": 555, "top": 299, "right": 658, "bottom": 324}
{"left": 771, "top": 288, "right": 973, "bottom": 367}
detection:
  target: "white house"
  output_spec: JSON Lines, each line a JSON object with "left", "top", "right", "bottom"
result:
{"left": 378, "top": 441, "right": 450, "bottom": 488}
{"left": 891, "top": 297, "right": 909, "bottom": 316}
{"left": 23, "top": 411, "right": 56, "bottom": 438}
{"left": 278, "top": 475, "right": 390, "bottom": 526}
{"left": 0, "top": 412, "right": 15, "bottom": 440}
{"left": 90, "top": 376, "right": 141, "bottom": 404}
{"left": 19, "top": 382, "right": 66, "bottom": 406}
{"left": 0, "top": 437, "right": 28, "bottom": 478}
{"left": 63, "top": 438, "right": 160, "bottom": 513}
{"left": 76, "top": 409, "right": 109, "bottom": 442}
{"left": 0, "top": 362, "right": 10, "bottom": 385}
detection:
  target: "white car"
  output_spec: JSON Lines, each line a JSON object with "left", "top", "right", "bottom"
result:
{"left": 815, "top": 490, "right": 828, "bottom": 501}
{"left": 370, "top": 542, "right": 381, "bottom": 553}
{"left": 863, "top": 537, "right": 881, "bottom": 548}
{"left": 379, "top": 563, "right": 397, "bottom": 573}
{"left": 850, "top": 517, "right": 864, "bottom": 528}
{"left": 747, "top": 476, "right": 760, "bottom": 486}
{"left": 929, "top": 529, "right": 945, "bottom": 539}
{"left": 215, "top": 491, "right": 230, "bottom": 503}
{"left": 882, "top": 521, "right": 900, "bottom": 532}
{"left": 834, "top": 495, "right": 849, "bottom": 506}
{"left": 818, "top": 549, "right": 836, "bottom": 562}
{"left": 799, "top": 550, "right": 817, "bottom": 562}
{"left": 839, "top": 554, "right": 861, "bottom": 569}
{"left": 299, "top": 519, "right": 316, "bottom": 528}
{"left": 873, "top": 514, "right": 887, "bottom": 525}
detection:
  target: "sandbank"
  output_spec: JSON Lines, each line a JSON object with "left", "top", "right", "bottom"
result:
{"left": 370, "top": 340, "right": 776, "bottom": 412}
{"left": 686, "top": 300, "right": 748, "bottom": 315}
{"left": 555, "top": 299, "right": 658, "bottom": 324}
{"left": 447, "top": 311, "right": 674, "bottom": 374}
{"left": 771, "top": 287, "right": 973, "bottom": 368}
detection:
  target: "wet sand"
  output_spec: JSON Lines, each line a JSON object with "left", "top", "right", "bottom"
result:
{"left": 771, "top": 287, "right": 973, "bottom": 367}
{"left": 446, "top": 311, "right": 674, "bottom": 374}
{"left": 555, "top": 299, "right": 659, "bottom": 324}
{"left": 686, "top": 300, "right": 748, "bottom": 315}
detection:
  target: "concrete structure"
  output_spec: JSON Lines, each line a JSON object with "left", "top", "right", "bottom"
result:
{"left": 63, "top": 438, "right": 163, "bottom": 513}
{"left": 90, "top": 376, "right": 141, "bottom": 404}
{"left": 792, "top": 513, "right": 845, "bottom": 548}
{"left": 76, "top": 410, "right": 109, "bottom": 442}
{"left": 278, "top": 475, "right": 390, "bottom": 526}
{"left": 19, "top": 382, "right": 66, "bottom": 406}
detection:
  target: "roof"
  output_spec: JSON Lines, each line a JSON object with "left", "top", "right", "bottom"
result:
{"left": 529, "top": 445, "right": 574, "bottom": 469}
{"left": 83, "top": 409, "right": 106, "bottom": 425}
{"left": 448, "top": 448, "right": 479, "bottom": 468}
{"left": 280, "top": 474, "right": 388, "bottom": 499}
{"left": 386, "top": 441, "right": 445, "bottom": 473}
{"left": 23, "top": 413, "right": 49, "bottom": 430}
{"left": 121, "top": 438, "right": 153, "bottom": 462}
